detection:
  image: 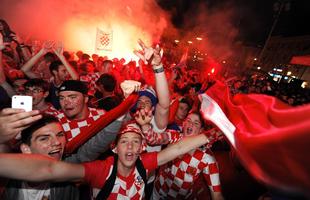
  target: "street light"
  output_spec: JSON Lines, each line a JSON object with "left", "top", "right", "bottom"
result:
{"left": 187, "top": 41, "right": 193, "bottom": 44}
{"left": 196, "top": 37, "right": 203, "bottom": 41}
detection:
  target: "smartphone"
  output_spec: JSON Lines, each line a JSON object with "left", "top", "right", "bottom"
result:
{"left": 11, "top": 95, "right": 33, "bottom": 112}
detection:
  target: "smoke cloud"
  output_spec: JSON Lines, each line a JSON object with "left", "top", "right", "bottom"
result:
{"left": 162, "top": 1, "right": 240, "bottom": 74}
{"left": 1, "top": 0, "right": 240, "bottom": 71}
{"left": 0, "top": 0, "right": 170, "bottom": 60}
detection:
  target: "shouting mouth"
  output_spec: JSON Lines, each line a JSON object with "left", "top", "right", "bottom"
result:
{"left": 48, "top": 149, "right": 62, "bottom": 160}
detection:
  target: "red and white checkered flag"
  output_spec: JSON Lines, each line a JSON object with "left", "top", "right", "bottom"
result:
{"left": 96, "top": 28, "right": 113, "bottom": 51}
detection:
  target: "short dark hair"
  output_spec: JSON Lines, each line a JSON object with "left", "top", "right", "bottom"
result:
{"left": 63, "top": 51, "right": 71, "bottom": 60}
{"left": 82, "top": 53, "right": 90, "bottom": 60}
{"left": 49, "top": 60, "right": 63, "bottom": 74}
{"left": 96, "top": 73, "right": 116, "bottom": 92}
{"left": 103, "top": 60, "right": 113, "bottom": 68}
{"left": 59, "top": 80, "right": 88, "bottom": 95}
{"left": 21, "top": 115, "right": 60, "bottom": 145}
{"left": 24, "top": 78, "right": 50, "bottom": 92}
{"left": 179, "top": 97, "right": 193, "bottom": 111}
{"left": 44, "top": 52, "right": 56, "bottom": 63}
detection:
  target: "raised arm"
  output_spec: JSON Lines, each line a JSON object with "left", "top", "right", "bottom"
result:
{"left": 157, "top": 133, "right": 209, "bottom": 166}
{"left": 0, "top": 33, "right": 15, "bottom": 97}
{"left": 0, "top": 153, "right": 84, "bottom": 182}
{"left": 0, "top": 34, "right": 5, "bottom": 83}
{"left": 54, "top": 42, "right": 79, "bottom": 80}
{"left": 20, "top": 41, "right": 54, "bottom": 79}
{"left": 134, "top": 39, "right": 170, "bottom": 130}
{"left": 11, "top": 33, "right": 32, "bottom": 62}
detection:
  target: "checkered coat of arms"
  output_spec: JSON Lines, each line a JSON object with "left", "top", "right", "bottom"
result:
{"left": 96, "top": 28, "right": 113, "bottom": 51}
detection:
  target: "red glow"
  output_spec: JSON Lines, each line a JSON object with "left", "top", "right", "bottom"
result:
{"left": 0, "top": 0, "right": 169, "bottom": 61}
{"left": 63, "top": 19, "right": 152, "bottom": 61}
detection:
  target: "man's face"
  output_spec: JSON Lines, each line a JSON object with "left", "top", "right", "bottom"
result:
{"left": 55, "top": 65, "right": 69, "bottom": 81}
{"left": 86, "top": 63, "right": 95, "bottom": 73}
{"left": 104, "top": 63, "right": 112, "bottom": 73}
{"left": 116, "top": 132, "right": 142, "bottom": 169}
{"left": 59, "top": 91, "right": 88, "bottom": 120}
{"left": 24, "top": 86, "right": 47, "bottom": 106}
{"left": 182, "top": 113, "right": 202, "bottom": 136}
{"left": 12, "top": 79, "right": 27, "bottom": 95}
{"left": 21, "top": 122, "right": 66, "bottom": 160}
{"left": 136, "top": 96, "right": 152, "bottom": 111}
{"left": 176, "top": 102, "right": 190, "bottom": 121}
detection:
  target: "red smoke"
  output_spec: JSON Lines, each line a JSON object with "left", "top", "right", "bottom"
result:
{"left": 1, "top": 0, "right": 240, "bottom": 72}
{"left": 0, "top": 0, "right": 170, "bottom": 61}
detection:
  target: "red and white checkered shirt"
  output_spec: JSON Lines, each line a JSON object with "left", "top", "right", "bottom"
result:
{"left": 145, "top": 129, "right": 221, "bottom": 199}
{"left": 80, "top": 72, "right": 100, "bottom": 96}
{"left": 83, "top": 152, "right": 158, "bottom": 200}
{"left": 153, "top": 146, "right": 221, "bottom": 199}
{"left": 56, "top": 107, "right": 105, "bottom": 141}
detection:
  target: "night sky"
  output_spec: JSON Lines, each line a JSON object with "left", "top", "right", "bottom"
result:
{"left": 157, "top": 0, "right": 310, "bottom": 46}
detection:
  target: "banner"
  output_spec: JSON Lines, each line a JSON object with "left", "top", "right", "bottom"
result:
{"left": 96, "top": 28, "right": 113, "bottom": 51}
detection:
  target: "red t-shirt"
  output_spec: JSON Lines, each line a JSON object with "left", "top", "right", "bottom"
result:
{"left": 83, "top": 152, "right": 158, "bottom": 200}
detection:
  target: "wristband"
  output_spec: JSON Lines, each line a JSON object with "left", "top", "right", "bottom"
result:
{"left": 153, "top": 67, "right": 164, "bottom": 73}
{"left": 0, "top": 45, "right": 5, "bottom": 50}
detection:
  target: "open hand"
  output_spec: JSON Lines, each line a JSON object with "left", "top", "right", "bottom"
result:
{"left": 0, "top": 108, "right": 42, "bottom": 143}
{"left": 134, "top": 39, "right": 163, "bottom": 67}
{"left": 42, "top": 40, "right": 55, "bottom": 54}
{"left": 134, "top": 107, "right": 153, "bottom": 126}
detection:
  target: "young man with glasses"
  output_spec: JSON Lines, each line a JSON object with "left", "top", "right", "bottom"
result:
{"left": 23, "top": 78, "right": 59, "bottom": 116}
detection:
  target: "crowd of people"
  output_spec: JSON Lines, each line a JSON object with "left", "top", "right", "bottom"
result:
{"left": 0, "top": 19, "right": 309, "bottom": 200}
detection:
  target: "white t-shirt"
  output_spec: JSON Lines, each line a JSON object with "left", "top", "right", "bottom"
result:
{"left": 20, "top": 182, "right": 50, "bottom": 200}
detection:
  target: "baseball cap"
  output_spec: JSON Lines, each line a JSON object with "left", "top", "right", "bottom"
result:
{"left": 111, "top": 121, "right": 147, "bottom": 152}
{"left": 58, "top": 80, "right": 88, "bottom": 95}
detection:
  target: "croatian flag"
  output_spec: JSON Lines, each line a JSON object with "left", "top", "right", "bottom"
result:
{"left": 199, "top": 81, "right": 310, "bottom": 197}
{"left": 96, "top": 28, "right": 113, "bottom": 51}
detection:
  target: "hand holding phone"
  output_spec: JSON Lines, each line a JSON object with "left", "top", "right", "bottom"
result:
{"left": 11, "top": 95, "right": 33, "bottom": 112}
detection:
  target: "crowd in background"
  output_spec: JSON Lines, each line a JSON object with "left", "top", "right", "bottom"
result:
{"left": 0, "top": 19, "right": 309, "bottom": 200}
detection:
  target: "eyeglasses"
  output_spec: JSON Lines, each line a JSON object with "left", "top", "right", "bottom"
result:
{"left": 25, "top": 88, "right": 43, "bottom": 94}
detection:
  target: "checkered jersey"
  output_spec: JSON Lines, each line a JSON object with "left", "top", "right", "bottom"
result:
{"left": 203, "top": 127, "right": 224, "bottom": 149}
{"left": 143, "top": 126, "right": 224, "bottom": 149}
{"left": 56, "top": 107, "right": 105, "bottom": 141}
{"left": 80, "top": 72, "right": 100, "bottom": 96}
{"left": 83, "top": 152, "right": 158, "bottom": 200}
{"left": 153, "top": 146, "right": 221, "bottom": 199}
{"left": 143, "top": 128, "right": 183, "bottom": 146}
